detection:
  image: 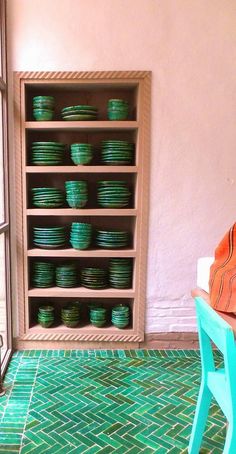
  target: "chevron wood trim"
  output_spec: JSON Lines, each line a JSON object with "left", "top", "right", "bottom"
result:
{"left": 14, "top": 70, "right": 151, "bottom": 81}
{"left": 14, "top": 73, "right": 25, "bottom": 338}
{"left": 20, "top": 332, "right": 142, "bottom": 342}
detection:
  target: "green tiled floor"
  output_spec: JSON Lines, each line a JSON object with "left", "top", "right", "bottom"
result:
{"left": 0, "top": 350, "right": 226, "bottom": 453}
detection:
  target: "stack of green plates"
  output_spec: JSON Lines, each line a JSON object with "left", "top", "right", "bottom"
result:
{"left": 89, "top": 307, "right": 107, "bottom": 327}
{"left": 101, "top": 140, "right": 134, "bottom": 165}
{"left": 33, "top": 96, "right": 55, "bottom": 121}
{"left": 31, "top": 187, "right": 65, "bottom": 208}
{"left": 70, "top": 222, "right": 92, "bottom": 250}
{"left": 61, "top": 105, "right": 98, "bottom": 121}
{"left": 31, "top": 141, "right": 65, "bottom": 166}
{"left": 97, "top": 181, "right": 131, "bottom": 208}
{"left": 111, "top": 305, "right": 130, "bottom": 328}
{"left": 38, "top": 305, "right": 55, "bottom": 328}
{"left": 61, "top": 303, "right": 80, "bottom": 328}
{"left": 109, "top": 258, "right": 132, "bottom": 289}
{"left": 96, "top": 230, "right": 129, "bottom": 249}
{"left": 81, "top": 267, "right": 108, "bottom": 289}
{"left": 33, "top": 226, "right": 68, "bottom": 249}
{"left": 65, "top": 180, "right": 88, "bottom": 208}
{"left": 70, "top": 143, "right": 93, "bottom": 165}
{"left": 56, "top": 263, "right": 78, "bottom": 288}
{"left": 107, "top": 99, "right": 129, "bottom": 121}
{"left": 32, "top": 261, "right": 55, "bottom": 288}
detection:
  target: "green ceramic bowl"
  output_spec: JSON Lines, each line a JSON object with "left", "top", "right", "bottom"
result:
{"left": 33, "top": 109, "right": 54, "bottom": 121}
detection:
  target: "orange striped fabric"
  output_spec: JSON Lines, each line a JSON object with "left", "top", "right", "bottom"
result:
{"left": 209, "top": 223, "right": 236, "bottom": 312}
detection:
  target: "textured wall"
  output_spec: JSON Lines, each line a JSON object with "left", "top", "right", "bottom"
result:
{"left": 7, "top": 0, "right": 236, "bottom": 334}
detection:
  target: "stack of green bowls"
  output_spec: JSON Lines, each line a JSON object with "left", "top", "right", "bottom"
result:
{"left": 30, "top": 141, "right": 65, "bottom": 166}
{"left": 61, "top": 105, "right": 98, "bottom": 121}
{"left": 111, "top": 305, "right": 130, "bottom": 328}
{"left": 61, "top": 303, "right": 80, "bottom": 328}
{"left": 89, "top": 307, "right": 107, "bottom": 327}
{"left": 107, "top": 99, "right": 129, "bottom": 120}
{"left": 109, "top": 259, "right": 133, "bottom": 289}
{"left": 31, "top": 187, "right": 65, "bottom": 208}
{"left": 38, "top": 305, "right": 55, "bottom": 328}
{"left": 70, "top": 143, "right": 93, "bottom": 165}
{"left": 97, "top": 181, "right": 131, "bottom": 208}
{"left": 33, "top": 96, "right": 55, "bottom": 121}
{"left": 81, "top": 267, "right": 108, "bottom": 289}
{"left": 32, "top": 261, "right": 55, "bottom": 288}
{"left": 33, "top": 226, "right": 68, "bottom": 249}
{"left": 65, "top": 181, "right": 88, "bottom": 208}
{"left": 96, "top": 230, "right": 129, "bottom": 249}
{"left": 101, "top": 140, "right": 134, "bottom": 165}
{"left": 56, "top": 263, "right": 78, "bottom": 288}
{"left": 70, "top": 222, "right": 92, "bottom": 250}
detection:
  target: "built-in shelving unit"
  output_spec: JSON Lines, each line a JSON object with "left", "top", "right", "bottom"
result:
{"left": 14, "top": 70, "right": 151, "bottom": 348}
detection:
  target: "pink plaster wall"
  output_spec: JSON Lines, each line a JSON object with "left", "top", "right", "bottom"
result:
{"left": 7, "top": 0, "right": 236, "bottom": 333}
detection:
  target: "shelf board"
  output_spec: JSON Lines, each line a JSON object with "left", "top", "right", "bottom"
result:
{"left": 27, "top": 248, "right": 136, "bottom": 257}
{"left": 28, "top": 287, "right": 135, "bottom": 298}
{"left": 26, "top": 165, "right": 138, "bottom": 173}
{"left": 28, "top": 324, "right": 134, "bottom": 334}
{"left": 27, "top": 208, "right": 137, "bottom": 216}
{"left": 25, "top": 121, "right": 138, "bottom": 131}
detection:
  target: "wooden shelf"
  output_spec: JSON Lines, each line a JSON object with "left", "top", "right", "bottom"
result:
{"left": 15, "top": 70, "right": 150, "bottom": 347}
{"left": 27, "top": 208, "right": 137, "bottom": 216}
{"left": 26, "top": 165, "right": 138, "bottom": 173}
{"left": 27, "top": 248, "right": 136, "bottom": 257}
{"left": 25, "top": 121, "right": 138, "bottom": 131}
{"left": 28, "top": 287, "right": 135, "bottom": 298}
{"left": 28, "top": 323, "right": 134, "bottom": 335}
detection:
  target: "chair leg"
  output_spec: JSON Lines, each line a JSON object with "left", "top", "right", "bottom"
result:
{"left": 223, "top": 423, "right": 236, "bottom": 454}
{"left": 188, "top": 383, "right": 212, "bottom": 454}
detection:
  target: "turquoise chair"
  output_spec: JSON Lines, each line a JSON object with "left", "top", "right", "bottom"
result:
{"left": 189, "top": 289, "right": 236, "bottom": 454}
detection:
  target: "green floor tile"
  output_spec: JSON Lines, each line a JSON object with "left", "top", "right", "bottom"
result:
{"left": 0, "top": 350, "right": 226, "bottom": 453}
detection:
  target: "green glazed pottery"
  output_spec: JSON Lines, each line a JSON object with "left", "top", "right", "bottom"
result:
{"left": 31, "top": 187, "right": 65, "bottom": 208}
{"left": 33, "top": 96, "right": 55, "bottom": 121}
{"left": 81, "top": 267, "right": 108, "bottom": 289}
{"left": 38, "top": 305, "right": 55, "bottom": 328}
{"left": 65, "top": 180, "right": 88, "bottom": 208}
{"left": 109, "top": 258, "right": 132, "bottom": 289}
{"left": 56, "top": 263, "right": 78, "bottom": 288}
{"left": 31, "top": 141, "right": 65, "bottom": 165}
{"left": 107, "top": 99, "right": 129, "bottom": 121}
{"left": 70, "top": 143, "right": 93, "bottom": 165}
{"left": 96, "top": 229, "right": 129, "bottom": 249}
{"left": 97, "top": 180, "right": 131, "bottom": 208}
{"left": 61, "top": 105, "right": 98, "bottom": 121}
{"left": 61, "top": 303, "right": 80, "bottom": 327}
{"left": 70, "top": 222, "right": 92, "bottom": 250}
{"left": 33, "top": 226, "right": 68, "bottom": 249}
{"left": 32, "top": 261, "right": 55, "bottom": 288}
{"left": 111, "top": 304, "right": 130, "bottom": 328}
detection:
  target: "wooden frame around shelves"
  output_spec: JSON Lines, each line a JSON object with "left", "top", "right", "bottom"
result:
{"left": 14, "top": 70, "right": 151, "bottom": 348}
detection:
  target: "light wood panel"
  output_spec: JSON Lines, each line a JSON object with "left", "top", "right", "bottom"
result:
{"left": 26, "top": 166, "right": 138, "bottom": 174}
{"left": 27, "top": 248, "right": 136, "bottom": 257}
{"left": 28, "top": 287, "right": 135, "bottom": 298}
{"left": 25, "top": 121, "right": 138, "bottom": 131}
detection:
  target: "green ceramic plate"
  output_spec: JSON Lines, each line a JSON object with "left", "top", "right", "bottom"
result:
{"left": 61, "top": 105, "right": 98, "bottom": 112}
{"left": 62, "top": 114, "right": 97, "bottom": 121}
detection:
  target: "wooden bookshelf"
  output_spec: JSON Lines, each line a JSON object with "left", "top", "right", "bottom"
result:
{"left": 14, "top": 70, "right": 151, "bottom": 349}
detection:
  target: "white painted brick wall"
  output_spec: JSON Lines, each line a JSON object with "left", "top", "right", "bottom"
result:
{"left": 146, "top": 295, "right": 197, "bottom": 333}
{"left": 145, "top": 257, "right": 213, "bottom": 333}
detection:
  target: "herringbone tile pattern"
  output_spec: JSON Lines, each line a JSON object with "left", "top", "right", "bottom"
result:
{"left": 0, "top": 350, "right": 226, "bottom": 453}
